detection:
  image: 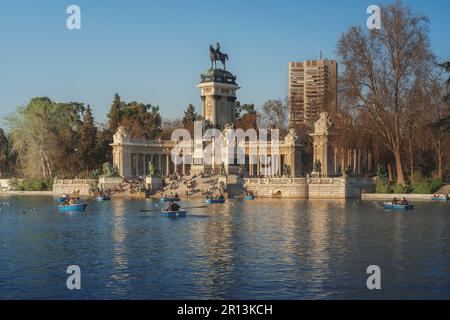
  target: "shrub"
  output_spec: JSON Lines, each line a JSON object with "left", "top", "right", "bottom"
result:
{"left": 376, "top": 182, "right": 392, "bottom": 193}
{"left": 411, "top": 177, "right": 443, "bottom": 194}
{"left": 430, "top": 178, "right": 443, "bottom": 193}
{"left": 411, "top": 181, "right": 432, "bottom": 194}
{"left": 20, "top": 179, "right": 53, "bottom": 191}
{"left": 392, "top": 184, "right": 412, "bottom": 194}
{"left": 8, "top": 179, "right": 22, "bottom": 191}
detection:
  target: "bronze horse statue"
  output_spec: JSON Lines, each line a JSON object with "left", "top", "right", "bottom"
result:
{"left": 210, "top": 43, "right": 228, "bottom": 70}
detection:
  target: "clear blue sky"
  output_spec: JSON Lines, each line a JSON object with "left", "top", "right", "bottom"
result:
{"left": 0, "top": 0, "right": 449, "bottom": 124}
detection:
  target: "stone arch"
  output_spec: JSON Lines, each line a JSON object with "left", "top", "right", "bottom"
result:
{"left": 273, "top": 190, "right": 283, "bottom": 197}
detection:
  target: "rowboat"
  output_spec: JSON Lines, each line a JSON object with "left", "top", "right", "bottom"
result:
{"left": 58, "top": 203, "right": 87, "bottom": 213}
{"left": 161, "top": 210, "right": 187, "bottom": 218}
{"left": 244, "top": 195, "right": 255, "bottom": 201}
{"left": 383, "top": 202, "right": 414, "bottom": 210}
{"left": 206, "top": 198, "right": 225, "bottom": 204}
{"left": 160, "top": 197, "right": 181, "bottom": 202}
{"left": 431, "top": 197, "right": 449, "bottom": 201}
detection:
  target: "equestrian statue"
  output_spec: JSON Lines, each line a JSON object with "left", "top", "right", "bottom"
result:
{"left": 209, "top": 42, "right": 229, "bottom": 70}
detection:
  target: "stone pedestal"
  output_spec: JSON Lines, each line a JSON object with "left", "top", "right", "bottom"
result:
{"left": 198, "top": 68, "right": 240, "bottom": 129}
{"left": 145, "top": 176, "right": 162, "bottom": 192}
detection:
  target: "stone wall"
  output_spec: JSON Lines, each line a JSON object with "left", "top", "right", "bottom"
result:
{"left": 244, "top": 177, "right": 375, "bottom": 199}
{"left": 53, "top": 179, "right": 98, "bottom": 196}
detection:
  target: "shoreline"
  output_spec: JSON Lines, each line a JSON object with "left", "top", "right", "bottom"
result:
{"left": 0, "top": 191, "right": 53, "bottom": 196}
{"left": 362, "top": 193, "right": 443, "bottom": 201}
{"left": 0, "top": 191, "right": 446, "bottom": 202}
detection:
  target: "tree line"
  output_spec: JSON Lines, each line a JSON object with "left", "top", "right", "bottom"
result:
{"left": 0, "top": 95, "right": 257, "bottom": 180}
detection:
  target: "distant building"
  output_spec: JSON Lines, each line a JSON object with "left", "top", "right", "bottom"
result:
{"left": 288, "top": 59, "right": 337, "bottom": 126}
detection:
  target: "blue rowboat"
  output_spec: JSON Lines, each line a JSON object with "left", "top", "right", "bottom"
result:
{"left": 383, "top": 202, "right": 414, "bottom": 210}
{"left": 244, "top": 196, "right": 255, "bottom": 201}
{"left": 160, "top": 197, "right": 180, "bottom": 202}
{"left": 161, "top": 210, "right": 187, "bottom": 218}
{"left": 58, "top": 203, "right": 87, "bottom": 213}
{"left": 206, "top": 198, "right": 225, "bottom": 204}
{"left": 431, "top": 197, "right": 449, "bottom": 201}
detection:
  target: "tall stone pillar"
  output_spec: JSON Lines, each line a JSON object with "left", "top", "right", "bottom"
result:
{"left": 166, "top": 154, "right": 170, "bottom": 176}
{"left": 309, "top": 112, "right": 334, "bottom": 177}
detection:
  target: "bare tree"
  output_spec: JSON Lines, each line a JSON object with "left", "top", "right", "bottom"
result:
{"left": 258, "top": 99, "right": 288, "bottom": 136}
{"left": 337, "top": 1, "right": 435, "bottom": 184}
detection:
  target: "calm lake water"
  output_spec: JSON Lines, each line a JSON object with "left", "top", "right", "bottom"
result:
{"left": 0, "top": 196, "right": 449, "bottom": 300}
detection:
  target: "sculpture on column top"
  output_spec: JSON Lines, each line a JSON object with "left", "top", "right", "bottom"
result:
{"left": 284, "top": 128, "right": 299, "bottom": 145}
{"left": 314, "top": 112, "right": 332, "bottom": 135}
{"left": 113, "top": 126, "right": 131, "bottom": 144}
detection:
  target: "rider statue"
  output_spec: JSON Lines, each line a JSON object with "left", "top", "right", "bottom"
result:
{"left": 210, "top": 42, "right": 229, "bottom": 70}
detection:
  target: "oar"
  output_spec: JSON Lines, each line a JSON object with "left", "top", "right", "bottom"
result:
{"left": 181, "top": 206, "right": 208, "bottom": 210}
{"left": 140, "top": 205, "right": 207, "bottom": 212}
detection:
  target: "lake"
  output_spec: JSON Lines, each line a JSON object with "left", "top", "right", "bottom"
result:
{"left": 0, "top": 196, "right": 449, "bottom": 300}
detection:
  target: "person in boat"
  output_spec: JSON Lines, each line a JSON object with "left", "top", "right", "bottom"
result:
{"left": 400, "top": 197, "right": 409, "bottom": 205}
{"left": 218, "top": 193, "right": 224, "bottom": 200}
{"left": 392, "top": 197, "right": 399, "bottom": 205}
{"left": 166, "top": 201, "right": 181, "bottom": 212}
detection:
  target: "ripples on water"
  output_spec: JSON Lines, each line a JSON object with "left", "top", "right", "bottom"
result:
{"left": 0, "top": 196, "right": 449, "bottom": 300}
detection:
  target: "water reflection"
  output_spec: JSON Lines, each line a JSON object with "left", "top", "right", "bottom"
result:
{"left": 0, "top": 196, "right": 449, "bottom": 299}
{"left": 108, "top": 199, "right": 130, "bottom": 295}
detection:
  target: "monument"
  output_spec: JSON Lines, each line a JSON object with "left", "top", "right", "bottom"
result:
{"left": 197, "top": 43, "right": 240, "bottom": 129}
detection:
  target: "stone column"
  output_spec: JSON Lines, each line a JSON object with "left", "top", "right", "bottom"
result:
{"left": 291, "top": 152, "right": 296, "bottom": 177}
{"left": 166, "top": 154, "right": 170, "bottom": 176}
{"left": 135, "top": 153, "right": 139, "bottom": 177}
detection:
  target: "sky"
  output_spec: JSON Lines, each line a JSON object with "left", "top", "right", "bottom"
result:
{"left": 0, "top": 0, "right": 449, "bottom": 124}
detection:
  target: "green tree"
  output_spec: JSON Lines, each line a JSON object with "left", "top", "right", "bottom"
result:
{"left": 77, "top": 106, "right": 98, "bottom": 172}
{"left": 6, "top": 98, "right": 58, "bottom": 178}
{"left": 0, "top": 129, "right": 11, "bottom": 176}
{"left": 119, "top": 101, "right": 162, "bottom": 139}
{"left": 95, "top": 128, "right": 113, "bottom": 166}
{"left": 182, "top": 104, "right": 199, "bottom": 126}
{"left": 235, "top": 103, "right": 255, "bottom": 119}
{"left": 107, "top": 93, "right": 123, "bottom": 134}
{"left": 6, "top": 97, "right": 85, "bottom": 179}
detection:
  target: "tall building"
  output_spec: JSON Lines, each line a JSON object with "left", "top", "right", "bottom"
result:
{"left": 288, "top": 59, "right": 337, "bottom": 126}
